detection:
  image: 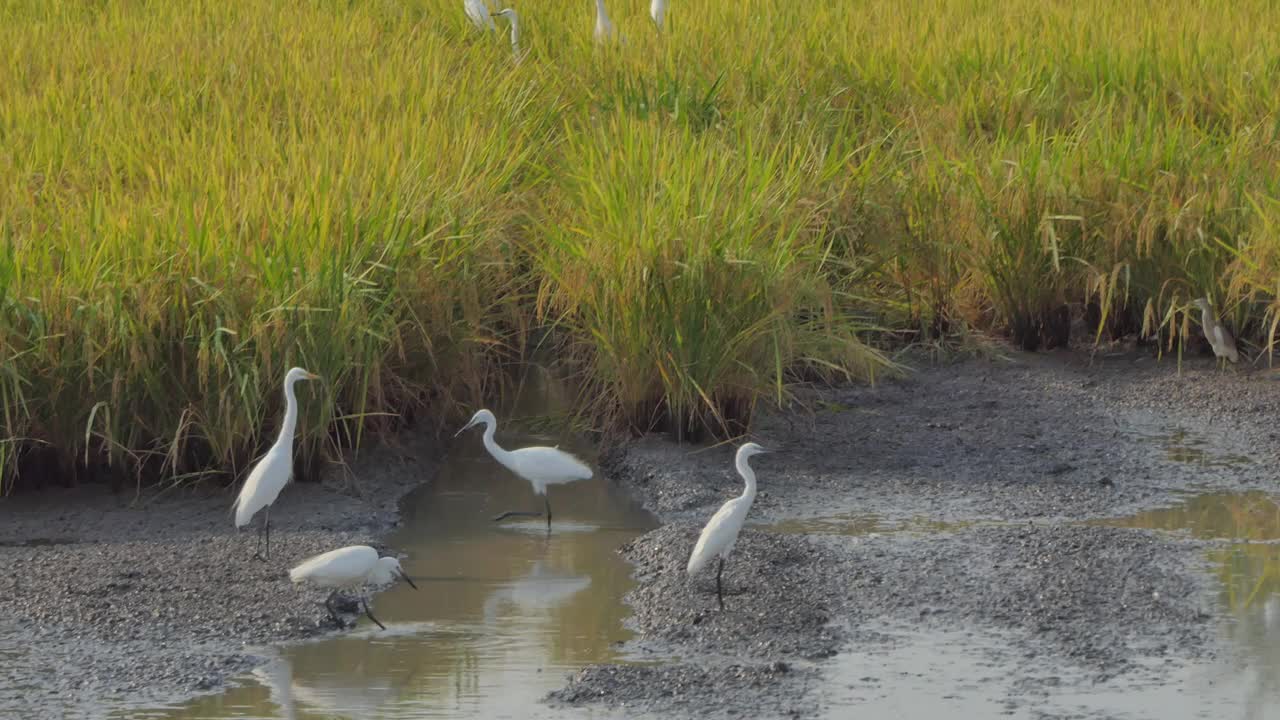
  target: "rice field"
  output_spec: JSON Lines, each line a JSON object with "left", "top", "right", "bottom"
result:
{"left": 2, "top": 0, "right": 1279, "bottom": 491}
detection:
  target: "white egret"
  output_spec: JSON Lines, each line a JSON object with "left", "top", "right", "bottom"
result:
{"left": 686, "top": 442, "right": 770, "bottom": 610}
{"left": 594, "top": 0, "right": 616, "bottom": 42}
{"left": 289, "top": 545, "right": 418, "bottom": 630}
{"left": 651, "top": 0, "right": 666, "bottom": 30}
{"left": 494, "top": 8, "right": 520, "bottom": 59}
{"left": 233, "top": 367, "right": 321, "bottom": 561}
{"left": 1192, "top": 297, "right": 1239, "bottom": 366}
{"left": 465, "top": 0, "right": 497, "bottom": 30}
{"left": 455, "top": 408, "right": 593, "bottom": 531}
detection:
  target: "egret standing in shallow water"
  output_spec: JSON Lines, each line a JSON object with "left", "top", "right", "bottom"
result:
{"left": 1192, "top": 297, "right": 1239, "bottom": 367}
{"left": 687, "top": 442, "right": 769, "bottom": 610}
{"left": 455, "top": 409, "right": 594, "bottom": 532}
{"left": 289, "top": 545, "right": 418, "bottom": 630}
{"left": 233, "top": 367, "right": 321, "bottom": 561}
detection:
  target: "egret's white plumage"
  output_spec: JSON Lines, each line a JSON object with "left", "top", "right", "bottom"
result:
{"left": 232, "top": 367, "right": 320, "bottom": 559}
{"left": 456, "top": 408, "right": 593, "bottom": 530}
{"left": 1192, "top": 297, "right": 1239, "bottom": 365}
{"left": 594, "top": 0, "right": 616, "bottom": 42}
{"left": 650, "top": 0, "right": 666, "bottom": 29}
{"left": 290, "top": 545, "right": 417, "bottom": 629}
{"left": 494, "top": 8, "right": 520, "bottom": 59}
{"left": 465, "top": 0, "right": 497, "bottom": 30}
{"left": 686, "top": 442, "right": 769, "bottom": 609}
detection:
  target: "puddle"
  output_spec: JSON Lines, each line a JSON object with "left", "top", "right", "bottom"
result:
{"left": 1089, "top": 491, "right": 1280, "bottom": 716}
{"left": 758, "top": 513, "right": 972, "bottom": 537}
{"left": 821, "top": 622, "right": 1280, "bottom": 720}
{"left": 818, "top": 624, "right": 1021, "bottom": 717}
{"left": 1120, "top": 423, "right": 1252, "bottom": 469}
{"left": 1094, "top": 490, "right": 1280, "bottom": 542}
{"left": 124, "top": 367, "right": 659, "bottom": 719}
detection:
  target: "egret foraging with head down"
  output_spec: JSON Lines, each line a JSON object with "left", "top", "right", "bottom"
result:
{"left": 1192, "top": 297, "right": 1239, "bottom": 367}
{"left": 233, "top": 367, "right": 321, "bottom": 561}
{"left": 687, "top": 442, "right": 769, "bottom": 610}
{"left": 289, "top": 545, "right": 418, "bottom": 630}
{"left": 455, "top": 409, "right": 593, "bottom": 532}
{"left": 464, "top": 0, "right": 497, "bottom": 30}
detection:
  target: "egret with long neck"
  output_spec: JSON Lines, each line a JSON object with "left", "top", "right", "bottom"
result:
{"left": 1192, "top": 297, "right": 1240, "bottom": 367}
{"left": 455, "top": 409, "right": 594, "bottom": 532}
{"left": 494, "top": 8, "right": 521, "bottom": 60}
{"left": 686, "top": 442, "right": 770, "bottom": 610}
{"left": 233, "top": 367, "right": 321, "bottom": 560}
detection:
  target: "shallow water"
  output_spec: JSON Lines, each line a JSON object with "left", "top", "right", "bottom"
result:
{"left": 1123, "top": 422, "right": 1253, "bottom": 469}
{"left": 1101, "top": 489, "right": 1280, "bottom": 714}
{"left": 130, "top": 370, "right": 658, "bottom": 720}
{"left": 821, "top": 622, "right": 1280, "bottom": 720}
{"left": 806, "top": 491, "right": 1280, "bottom": 718}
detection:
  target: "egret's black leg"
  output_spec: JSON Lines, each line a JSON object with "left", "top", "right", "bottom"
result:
{"left": 716, "top": 557, "right": 725, "bottom": 611}
{"left": 252, "top": 516, "right": 266, "bottom": 562}
{"left": 324, "top": 590, "right": 341, "bottom": 624}
{"left": 362, "top": 598, "right": 386, "bottom": 630}
{"left": 264, "top": 506, "right": 271, "bottom": 560}
{"left": 544, "top": 495, "right": 552, "bottom": 532}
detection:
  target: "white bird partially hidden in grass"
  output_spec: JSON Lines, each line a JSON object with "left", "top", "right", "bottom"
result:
{"left": 455, "top": 408, "right": 593, "bottom": 532}
{"left": 494, "top": 8, "right": 521, "bottom": 60}
{"left": 651, "top": 0, "right": 666, "bottom": 30}
{"left": 1192, "top": 297, "right": 1239, "bottom": 366}
{"left": 464, "top": 0, "right": 497, "bottom": 30}
{"left": 233, "top": 367, "right": 321, "bottom": 561}
{"left": 289, "top": 545, "right": 418, "bottom": 630}
{"left": 594, "top": 0, "right": 616, "bottom": 42}
{"left": 687, "top": 442, "right": 770, "bottom": 610}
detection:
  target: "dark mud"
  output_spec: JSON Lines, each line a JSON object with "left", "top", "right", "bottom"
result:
{"left": 0, "top": 433, "right": 437, "bottom": 719}
{"left": 555, "top": 350, "right": 1277, "bottom": 717}
{"left": 5, "top": 349, "right": 1278, "bottom": 719}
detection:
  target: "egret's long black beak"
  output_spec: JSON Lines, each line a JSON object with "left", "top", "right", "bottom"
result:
{"left": 454, "top": 422, "right": 474, "bottom": 438}
{"left": 399, "top": 569, "right": 419, "bottom": 590}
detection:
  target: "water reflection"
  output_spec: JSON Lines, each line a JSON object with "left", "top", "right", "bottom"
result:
{"left": 1095, "top": 490, "right": 1280, "bottom": 542}
{"left": 132, "top": 368, "right": 658, "bottom": 720}
{"left": 1100, "top": 491, "right": 1280, "bottom": 717}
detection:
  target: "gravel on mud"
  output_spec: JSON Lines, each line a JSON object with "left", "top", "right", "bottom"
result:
{"left": 0, "top": 432, "right": 438, "bottom": 719}
{"left": 555, "top": 349, "right": 1272, "bottom": 717}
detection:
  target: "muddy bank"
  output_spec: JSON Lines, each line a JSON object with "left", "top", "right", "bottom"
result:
{"left": 556, "top": 350, "right": 1276, "bottom": 717}
{"left": 0, "top": 433, "right": 438, "bottom": 719}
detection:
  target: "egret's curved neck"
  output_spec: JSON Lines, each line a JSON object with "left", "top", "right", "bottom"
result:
{"left": 481, "top": 420, "right": 516, "bottom": 470}
{"left": 736, "top": 455, "right": 757, "bottom": 500}
{"left": 595, "top": 0, "right": 609, "bottom": 23}
{"left": 509, "top": 16, "right": 520, "bottom": 48}
{"left": 275, "top": 378, "right": 301, "bottom": 450}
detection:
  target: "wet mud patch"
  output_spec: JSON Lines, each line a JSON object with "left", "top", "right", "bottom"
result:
{"left": 833, "top": 525, "right": 1215, "bottom": 676}
{"left": 0, "top": 432, "right": 438, "bottom": 718}
{"left": 618, "top": 524, "right": 845, "bottom": 659}
{"left": 574, "top": 352, "right": 1280, "bottom": 717}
